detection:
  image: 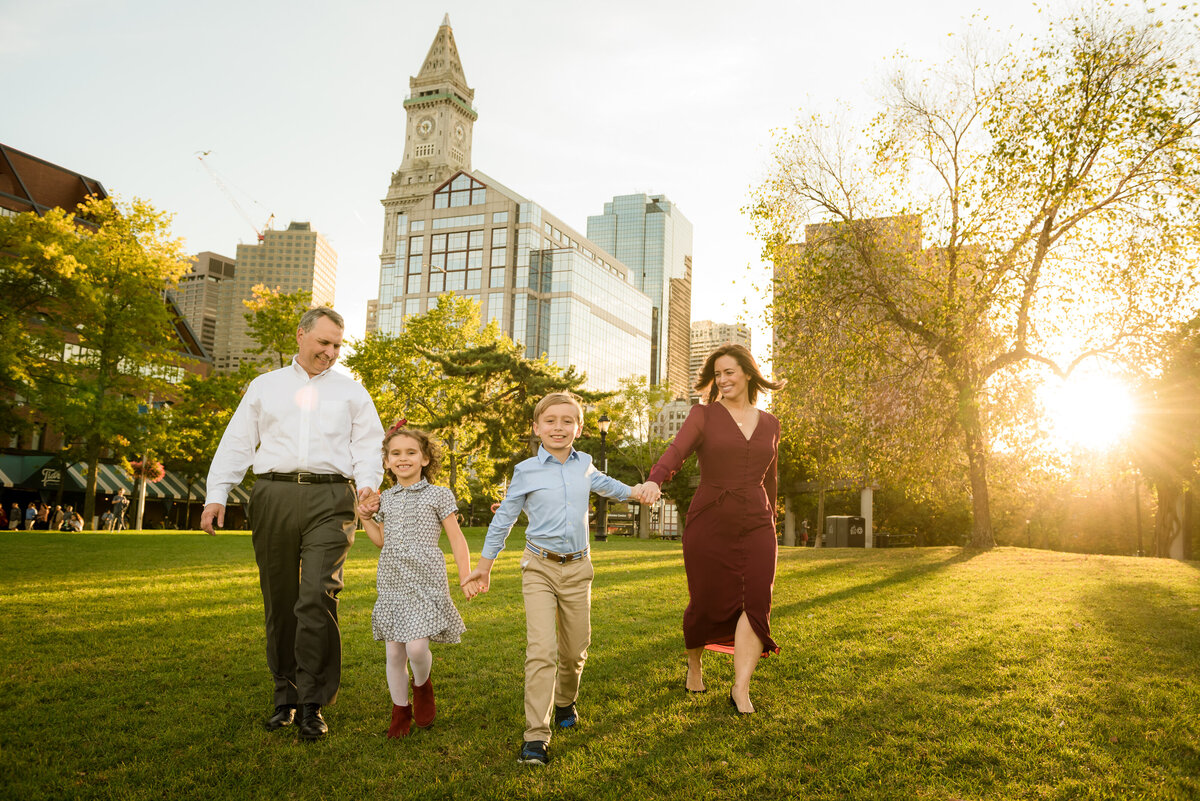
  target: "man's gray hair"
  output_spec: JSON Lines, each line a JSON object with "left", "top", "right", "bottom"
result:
{"left": 298, "top": 306, "right": 344, "bottom": 332}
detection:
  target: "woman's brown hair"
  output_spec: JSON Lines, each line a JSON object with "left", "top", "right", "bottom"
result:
{"left": 695, "top": 343, "right": 786, "bottom": 405}
{"left": 380, "top": 425, "right": 442, "bottom": 487}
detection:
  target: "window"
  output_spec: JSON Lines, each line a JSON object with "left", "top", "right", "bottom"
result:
{"left": 491, "top": 228, "right": 507, "bottom": 247}
{"left": 427, "top": 227, "right": 484, "bottom": 295}
{"left": 433, "top": 173, "right": 487, "bottom": 208}
{"left": 493, "top": 211, "right": 509, "bottom": 223}
{"left": 410, "top": 220, "right": 425, "bottom": 232}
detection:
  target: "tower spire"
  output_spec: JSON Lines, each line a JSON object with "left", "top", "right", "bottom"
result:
{"left": 412, "top": 13, "right": 472, "bottom": 102}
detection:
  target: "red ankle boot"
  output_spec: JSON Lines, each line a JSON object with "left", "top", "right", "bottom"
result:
{"left": 412, "top": 677, "right": 436, "bottom": 729}
{"left": 387, "top": 703, "right": 412, "bottom": 738}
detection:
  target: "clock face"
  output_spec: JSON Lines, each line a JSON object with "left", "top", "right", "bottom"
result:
{"left": 454, "top": 123, "right": 465, "bottom": 142}
{"left": 418, "top": 118, "right": 434, "bottom": 137}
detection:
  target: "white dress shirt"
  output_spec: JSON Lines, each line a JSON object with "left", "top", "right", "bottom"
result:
{"left": 204, "top": 358, "right": 385, "bottom": 506}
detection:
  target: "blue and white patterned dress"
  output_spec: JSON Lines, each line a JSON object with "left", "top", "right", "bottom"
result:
{"left": 371, "top": 479, "right": 466, "bottom": 644}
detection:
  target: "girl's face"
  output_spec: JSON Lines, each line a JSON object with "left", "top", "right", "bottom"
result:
{"left": 713, "top": 355, "right": 749, "bottom": 403}
{"left": 385, "top": 434, "right": 430, "bottom": 486}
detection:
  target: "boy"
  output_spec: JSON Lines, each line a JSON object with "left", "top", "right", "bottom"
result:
{"left": 467, "top": 392, "right": 646, "bottom": 766}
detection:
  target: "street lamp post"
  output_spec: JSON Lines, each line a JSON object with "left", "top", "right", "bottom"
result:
{"left": 596, "top": 413, "right": 610, "bottom": 542}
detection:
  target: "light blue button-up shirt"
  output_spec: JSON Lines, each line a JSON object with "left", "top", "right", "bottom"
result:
{"left": 482, "top": 445, "right": 632, "bottom": 560}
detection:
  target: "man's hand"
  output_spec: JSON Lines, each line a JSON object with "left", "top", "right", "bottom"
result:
{"left": 200, "top": 503, "right": 225, "bottom": 536}
{"left": 357, "top": 487, "right": 380, "bottom": 518}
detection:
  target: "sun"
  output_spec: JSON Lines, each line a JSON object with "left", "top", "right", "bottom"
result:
{"left": 1044, "top": 372, "right": 1136, "bottom": 452}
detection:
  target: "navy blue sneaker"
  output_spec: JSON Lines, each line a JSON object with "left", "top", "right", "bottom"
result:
{"left": 518, "top": 740, "right": 550, "bottom": 765}
{"left": 554, "top": 702, "right": 578, "bottom": 728}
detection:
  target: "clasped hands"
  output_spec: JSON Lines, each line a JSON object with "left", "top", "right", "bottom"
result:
{"left": 356, "top": 486, "right": 380, "bottom": 518}
{"left": 630, "top": 481, "right": 661, "bottom": 504}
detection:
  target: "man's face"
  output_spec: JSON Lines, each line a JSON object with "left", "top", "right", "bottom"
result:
{"left": 295, "top": 317, "right": 344, "bottom": 377}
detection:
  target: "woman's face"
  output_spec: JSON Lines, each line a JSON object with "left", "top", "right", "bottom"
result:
{"left": 713, "top": 355, "right": 749, "bottom": 402}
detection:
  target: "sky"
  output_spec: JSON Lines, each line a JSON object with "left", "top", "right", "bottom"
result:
{"left": 2, "top": 0, "right": 1049, "bottom": 364}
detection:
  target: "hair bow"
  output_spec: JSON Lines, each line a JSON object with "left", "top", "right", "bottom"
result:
{"left": 385, "top": 418, "right": 408, "bottom": 437}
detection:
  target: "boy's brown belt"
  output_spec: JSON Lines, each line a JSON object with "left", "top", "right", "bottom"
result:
{"left": 526, "top": 544, "right": 588, "bottom": 564}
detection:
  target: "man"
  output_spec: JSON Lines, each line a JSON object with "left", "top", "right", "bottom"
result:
{"left": 201, "top": 307, "right": 384, "bottom": 741}
{"left": 111, "top": 489, "right": 129, "bottom": 531}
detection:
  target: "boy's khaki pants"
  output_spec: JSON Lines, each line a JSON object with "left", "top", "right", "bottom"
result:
{"left": 521, "top": 552, "right": 593, "bottom": 742}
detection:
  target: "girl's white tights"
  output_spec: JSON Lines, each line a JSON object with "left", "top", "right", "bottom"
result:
{"left": 385, "top": 638, "right": 433, "bottom": 705}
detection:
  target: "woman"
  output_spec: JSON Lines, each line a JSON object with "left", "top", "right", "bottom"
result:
{"left": 642, "top": 344, "right": 784, "bottom": 714}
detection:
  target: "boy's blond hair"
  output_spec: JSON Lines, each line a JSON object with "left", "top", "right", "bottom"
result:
{"left": 533, "top": 392, "right": 584, "bottom": 424}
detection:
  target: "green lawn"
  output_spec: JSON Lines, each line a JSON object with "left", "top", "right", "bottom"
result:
{"left": 1, "top": 531, "right": 1198, "bottom": 800}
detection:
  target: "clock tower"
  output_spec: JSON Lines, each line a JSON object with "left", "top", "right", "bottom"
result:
{"left": 384, "top": 15, "right": 476, "bottom": 211}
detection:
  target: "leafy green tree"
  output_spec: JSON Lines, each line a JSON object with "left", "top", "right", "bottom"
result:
{"left": 159, "top": 364, "right": 258, "bottom": 526}
{"left": 0, "top": 207, "right": 88, "bottom": 432}
{"left": 756, "top": 5, "right": 1200, "bottom": 548}
{"left": 420, "top": 339, "right": 604, "bottom": 496}
{"left": 243, "top": 284, "right": 313, "bottom": 369}
{"left": 345, "top": 295, "right": 506, "bottom": 500}
{"left": 27, "top": 196, "right": 191, "bottom": 523}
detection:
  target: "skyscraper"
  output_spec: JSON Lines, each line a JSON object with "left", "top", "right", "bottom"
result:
{"left": 372, "top": 17, "right": 652, "bottom": 392}
{"left": 213, "top": 221, "right": 336, "bottom": 372}
{"left": 587, "top": 194, "right": 693, "bottom": 397}
{"left": 172, "top": 251, "right": 235, "bottom": 358}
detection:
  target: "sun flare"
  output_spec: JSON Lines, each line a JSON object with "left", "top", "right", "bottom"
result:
{"left": 1044, "top": 373, "right": 1136, "bottom": 452}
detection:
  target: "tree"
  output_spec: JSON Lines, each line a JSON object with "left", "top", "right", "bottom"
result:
{"left": 756, "top": 5, "right": 1200, "bottom": 548}
{"left": 159, "top": 364, "right": 258, "bottom": 527}
{"left": 25, "top": 196, "right": 191, "bottom": 523}
{"left": 243, "top": 284, "right": 314, "bottom": 369}
{"left": 345, "top": 295, "right": 506, "bottom": 501}
{"left": 600, "top": 375, "right": 675, "bottom": 483}
{"left": 0, "top": 207, "right": 88, "bottom": 432}
{"left": 1133, "top": 317, "right": 1200, "bottom": 558}
{"left": 420, "top": 339, "right": 605, "bottom": 496}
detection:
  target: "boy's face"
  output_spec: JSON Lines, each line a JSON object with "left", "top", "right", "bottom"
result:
{"left": 533, "top": 402, "right": 582, "bottom": 461}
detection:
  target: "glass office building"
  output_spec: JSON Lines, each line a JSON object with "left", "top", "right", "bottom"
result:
{"left": 587, "top": 194, "right": 693, "bottom": 395}
{"left": 375, "top": 170, "right": 651, "bottom": 392}
{"left": 374, "top": 17, "right": 652, "bottom": 392}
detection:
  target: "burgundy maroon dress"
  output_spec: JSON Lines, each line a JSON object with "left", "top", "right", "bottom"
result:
{"left": 648, "top": 402, "right": 781, "bottom": 657}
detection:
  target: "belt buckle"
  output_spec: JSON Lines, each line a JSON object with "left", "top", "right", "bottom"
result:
{"left": 296, "top": 472, "right": 314, "bottom": 485}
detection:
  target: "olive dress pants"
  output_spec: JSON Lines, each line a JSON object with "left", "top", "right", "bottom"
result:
{"left": 249, "top": 479, "right": 356, "bottom": 707}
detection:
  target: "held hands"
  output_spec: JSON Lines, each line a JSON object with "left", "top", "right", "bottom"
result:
{"left": 463, "top": 564, "right": 491, "bottom": 597}
{"left": 356, "top": 487, "right": 380, "bottom": 518}
{"left": 630, "top": 482, "right": 661, "bottom": 504}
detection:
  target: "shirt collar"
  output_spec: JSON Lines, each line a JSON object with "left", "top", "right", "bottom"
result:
{"left": 537, "top": 444, "right": 579, "bottom": 464}
{"left": 392, "top": 478, "right": 429, "bottom": 493}
{"left": 290, "top": 356, "right": 332, "bottom": 380}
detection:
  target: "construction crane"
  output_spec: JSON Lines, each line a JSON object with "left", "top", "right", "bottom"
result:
{"left": 195, "top": 151, "right": 273, "bottom": 241}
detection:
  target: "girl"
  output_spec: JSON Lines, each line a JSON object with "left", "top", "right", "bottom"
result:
{"left": 360, "top": 424, "right": 479, "bottom": 738}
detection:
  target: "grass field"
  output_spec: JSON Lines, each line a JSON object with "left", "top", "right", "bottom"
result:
{"left": 1, "top": 530, "right": 1198, "bottom": 800}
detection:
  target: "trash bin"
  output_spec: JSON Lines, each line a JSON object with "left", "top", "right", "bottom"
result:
{"left": 825, "top": 516, "right": 866, "bottom": 548}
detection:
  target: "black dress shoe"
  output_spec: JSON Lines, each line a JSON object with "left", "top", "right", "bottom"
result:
{"left": 298, "top": 703, "right": 328, "bottom": 741}
{"left": 264, "top": 705, "right": 296, "bottom": 731}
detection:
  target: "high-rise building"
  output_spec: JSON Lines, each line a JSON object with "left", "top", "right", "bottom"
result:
{"left": 172, "top": 251, "right": 235, "bottom": 357}
{"left": 372, "top": 17, "right": 652, "bottom": 392}
{"left": 690, "top": 320, "right": 752, "bottom": 392}
{"left": 213, "top": 221, "right": 336, "bottom": 372}
{"left": 587, "top": 194, "right": 693, "bottom": 397}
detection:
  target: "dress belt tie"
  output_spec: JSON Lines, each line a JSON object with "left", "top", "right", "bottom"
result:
{"left": 690, "top": 485, "right": 754, "bottom": 518}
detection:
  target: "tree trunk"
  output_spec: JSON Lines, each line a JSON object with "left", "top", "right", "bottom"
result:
{"left": 958, "top": 392, "right": 995, "bottom": 549}
{"left": 816, "top": 487, "right": 826, "bottom": 548}
{"left": 83, "top": 438, "right": 101, "bottom": 524}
